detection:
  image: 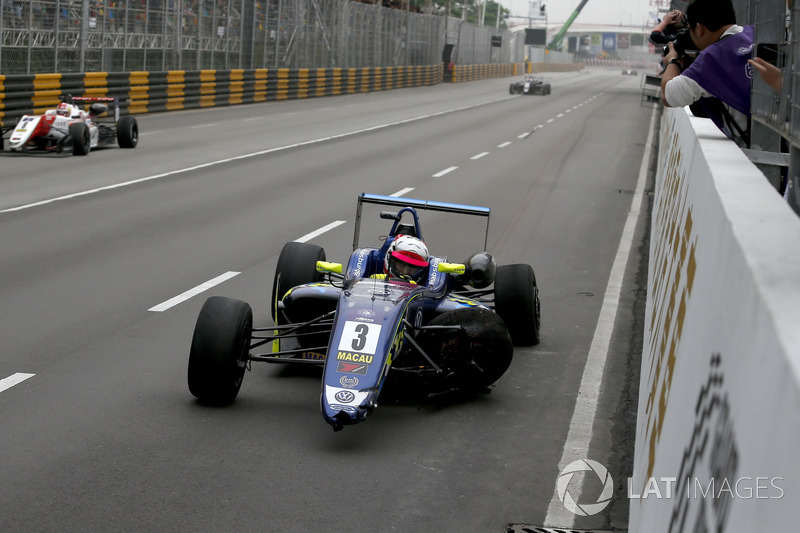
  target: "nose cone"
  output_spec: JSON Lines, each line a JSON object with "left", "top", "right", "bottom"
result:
{"left": 321, "top": 385, "right": 378, "bottom": 430}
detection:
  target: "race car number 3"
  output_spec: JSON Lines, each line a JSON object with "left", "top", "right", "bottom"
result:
{"left": 337, "top": 321, "right": 382, "bottom": 355}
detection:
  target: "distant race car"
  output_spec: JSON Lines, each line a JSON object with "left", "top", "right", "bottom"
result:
{"left": 0, "top": 95, "right": 138, "bottom": 155}
{"left": 187, "top": 193, "right": 542, "bottom": 431}
{"left": 509, "top": 75, "right": 551, "bottom": 95}
{"left": 622, "top": 68, "right": 638, "bottom": 76}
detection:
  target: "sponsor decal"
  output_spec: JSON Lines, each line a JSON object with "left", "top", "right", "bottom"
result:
{"left": 331, "top": 404, "right": 356, "bottom": 413}
{"left": 339, "top": 376, "right": 359, "bottom": 388}
{"left": 337, "top": 361, "right": 368, "bottom": 375}
{"left": 427, "top": 258, "right": 440, "bottom": 286}
{"left": 353, "top": 249, "right": 369, "bottom": 277}
{"left": 299, "top": 351, "right": 325, "bottom": 361}
{"left": 334, "top": 390, "right": 356, "bottom": 403}
{"left": 337, "top": 351, "right": 373, "bottom": 364}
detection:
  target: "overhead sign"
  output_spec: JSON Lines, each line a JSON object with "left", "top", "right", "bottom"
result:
{"left": 525, "top": 28, "right": 547, "bottom": 46}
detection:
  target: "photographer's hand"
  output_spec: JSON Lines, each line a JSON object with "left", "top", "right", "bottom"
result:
{"left": 663, "top": 42, "right": 679, "bottom": 64}
{"left": 660, "top": 42, "right": 683, "bottom": 107}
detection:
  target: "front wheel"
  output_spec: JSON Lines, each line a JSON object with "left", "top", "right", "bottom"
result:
{"left": 188, "top": 296, "right": 253, "bottom": 405}
{"left": 271, "top": 241, "right": 326, "bottom": 321}
{"left": 117, "top": 116, "right": 139, "bottom": 148}
{"left": 494, "top": 264, "right": 541, "bottom": 345}
{"left": 70, "top": 123, "right": 90, "bottom": 156}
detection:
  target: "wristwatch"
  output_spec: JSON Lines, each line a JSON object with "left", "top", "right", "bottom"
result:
{"left": 668, "top": 58, "right": 683, "bottom": 70}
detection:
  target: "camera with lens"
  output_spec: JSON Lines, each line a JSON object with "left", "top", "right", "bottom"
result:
{"left": 663, "top": 28, "right": 699, "bottom": 59}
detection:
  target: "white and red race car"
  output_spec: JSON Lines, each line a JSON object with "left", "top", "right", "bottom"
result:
{"left": 1, "top": 95, "right": 138, "bottom": 156}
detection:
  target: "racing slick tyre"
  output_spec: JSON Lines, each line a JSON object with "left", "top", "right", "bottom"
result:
{"left": 188, "top": 296, "right": 252, "bottom": 405}
{"left": 117, "top": 116, "right": 139, "bottom": 148}
{"left": 418, "top": 307, "right": 513, "bottom": 393}
{"left": 509, "top": 84, "right": 515, "bottom": 94}
{"left": 544, "top": 84, "right": 552, "bottom": 95}
{"left": 271, "top": 241, "right": 326, "bottom": 322}
{"left": 70, "top": 123, "right": 91, "bottom": 156}
{"left": 494, "top": 263, "right": 541, "bottom": 346}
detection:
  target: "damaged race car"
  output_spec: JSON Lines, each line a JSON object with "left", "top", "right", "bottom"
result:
{"left": 187, "top": 194, "right": 542, "bottom": 431}
{"left": 1, "top": 95, "right": 138, "bottom": 155}
{"left": 509, "top": 75, "right": 551, "bottom": 95}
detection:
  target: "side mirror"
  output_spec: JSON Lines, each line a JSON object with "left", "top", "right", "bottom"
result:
{"left": 316, "top": 261, "right": 343, "bottom": 274}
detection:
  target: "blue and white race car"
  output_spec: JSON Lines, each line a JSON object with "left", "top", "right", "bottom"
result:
{"left": 187, "top": 194, "right": 541, "bottom": 431}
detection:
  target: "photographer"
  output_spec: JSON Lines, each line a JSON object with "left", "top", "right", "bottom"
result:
{"left": 661, "top": 0, "right": 753, "bottom": 147}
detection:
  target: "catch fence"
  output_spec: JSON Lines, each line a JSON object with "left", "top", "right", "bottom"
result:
{"left": 0, "top": 0, "right": 527, "bottom": 74}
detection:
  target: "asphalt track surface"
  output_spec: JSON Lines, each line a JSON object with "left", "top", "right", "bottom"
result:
{"left": 0, "top": 69, "right": 656, "bottom": 532}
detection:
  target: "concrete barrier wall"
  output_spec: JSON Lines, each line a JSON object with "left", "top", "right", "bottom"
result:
{"left": 0, "top": 65, "right": 443, "bottom": 129}
{"left": 630, "top": 107, "right": 800, "bottom": 531}
{"left": 1, "top": 62, "right": 583, "bottom": 129}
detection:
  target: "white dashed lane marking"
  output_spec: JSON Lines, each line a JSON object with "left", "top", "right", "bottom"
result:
{"left": 0, "top": 373, "right": 35, "bottom": 393}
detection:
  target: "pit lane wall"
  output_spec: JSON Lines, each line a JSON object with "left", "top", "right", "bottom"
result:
{"left": 0, "top": 66, "right": 442, "bottom": 129}
{"left": 630, "top": 107, "right": 800, "bottom": 531}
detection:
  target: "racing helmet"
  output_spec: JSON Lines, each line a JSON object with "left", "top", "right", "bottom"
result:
{"left": 56, "top": 103, "right": 71, "bottom": 117}
{"left": 384, "top": 235, "right": 429, "bottom": 281}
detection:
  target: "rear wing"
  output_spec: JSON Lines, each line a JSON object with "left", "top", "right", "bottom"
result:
{"left": 69, "top": 96, "right": 120, "bottom": 121}
{"left": 354, "top": 193, "right": 491, "bottom": 251}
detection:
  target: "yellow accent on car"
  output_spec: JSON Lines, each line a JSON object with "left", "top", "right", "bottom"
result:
{"left": 316, "top": 261, "right": 343, "bottom": 273}
{"left": 437, "top": 262, "right": 466, "bottom": 275}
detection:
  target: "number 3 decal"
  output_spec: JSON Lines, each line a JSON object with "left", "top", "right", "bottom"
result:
{"left": 338, "top": 321, "right": 382, "bottom": 355}
{"left": 351, "top": 323, "right": 369, "bottom": 351}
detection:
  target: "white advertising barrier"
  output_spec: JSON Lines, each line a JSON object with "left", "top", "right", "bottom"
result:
{"left": 630, "top": 107, "right": 800, "bottom": 532}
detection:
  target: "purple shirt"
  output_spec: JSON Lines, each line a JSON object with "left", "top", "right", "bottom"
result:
{"left": 681, "top": 25, "right": 754, "bottom": 116}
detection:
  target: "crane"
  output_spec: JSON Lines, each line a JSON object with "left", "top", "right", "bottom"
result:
{"left": 547, "top": 0, "right": 590, "bottom": 51}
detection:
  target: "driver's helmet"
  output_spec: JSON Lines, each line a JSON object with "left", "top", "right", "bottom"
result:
{"left": 56, "top": 103, "right": 71, "bottom": 117}
{"left": 383, "top": 235, "right": 429, "bottom": 281}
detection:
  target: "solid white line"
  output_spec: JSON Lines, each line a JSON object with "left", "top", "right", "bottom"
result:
{"left": 190, "top": 123, "right": 218, "bottom": 129}
{"left": 498, "top": 142, "right": 512, "bottom": 148}
{"left": 391, "top": 188, "right": 415, "bottom": 197}
{"left": 148, "top": 271, "right": 241, "bottom": 312}
{"left": 543, "top": 105, "right": 657, "bottom": 527}
{"left": 295, "top": 220, "right": 347, "bottom": 243}
{"left": 470, "top": 152, "right": 489, "bottom": 160}
{"left": 433, "top": 166, "right": 458, "bottom": 178}
{"left": 1, "top": 98, "right": 510, "bottom": 214}
{"left": 0, "top": 373, "right": 35, "bottom": 393}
